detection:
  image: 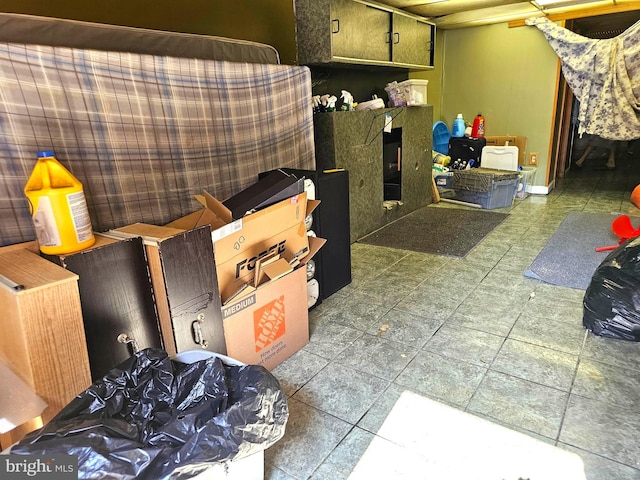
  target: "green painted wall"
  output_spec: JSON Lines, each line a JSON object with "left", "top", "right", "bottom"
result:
{"left": 0, "top": 0, "right": 298, "bottom": 64}
{"left": 439, "top": 22, "right": 559, "bottom": 186}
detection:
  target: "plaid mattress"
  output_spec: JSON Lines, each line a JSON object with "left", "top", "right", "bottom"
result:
{"left": 0, "top": 43, "right": 315, "bottom": 246}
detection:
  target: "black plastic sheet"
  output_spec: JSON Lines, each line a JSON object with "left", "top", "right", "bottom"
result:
{"left": 583, "top": 236, "right": 640, "bottom": 341}
{"left": 10, "top": 348, "right": 288, "bottom": 479}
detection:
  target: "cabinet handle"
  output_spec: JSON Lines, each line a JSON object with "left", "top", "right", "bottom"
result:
{"left": 332, "top": 18, "right": 340, "bottom": 34}
{"left": 192, "top": 313, "right": 209, "bottom": 349}
{"left": 386, "top": 31, "right": 391, "bottom": 44}
{"left": 394, "top": 32, "right": 400, "bottom": 44}
{"left": 117, "top": 333, "right": 139, "bottom": 355}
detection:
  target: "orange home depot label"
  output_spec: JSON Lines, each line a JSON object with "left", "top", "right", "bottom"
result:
{"left": 254, "top": 295, "right": 286, "bottom": 352}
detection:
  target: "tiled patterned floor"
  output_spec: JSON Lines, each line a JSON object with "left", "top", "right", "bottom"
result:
{"left": 265, "top": 157, "right": 640, "bottom": 479}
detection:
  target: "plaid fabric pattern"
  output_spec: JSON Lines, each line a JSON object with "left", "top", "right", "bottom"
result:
{"left": 0, "top": 43, "right": 315, "bottom": 246}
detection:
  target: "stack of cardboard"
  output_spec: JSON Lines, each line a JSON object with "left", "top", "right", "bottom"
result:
{"left": 112, "top": 170, "right": 324, "bottom": 371}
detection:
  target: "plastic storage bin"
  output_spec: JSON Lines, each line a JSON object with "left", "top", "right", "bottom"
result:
{"left": 435, "top": 172, "right": 453, "bottom": 188}
{"left": 452, "top": 168, "right": 520, "bottom": 209}
{"left": 397, "top": 79, "right": 428, "bottom": 106}
{"left": 516, "top": 166, "right": 537, "bottom": 199}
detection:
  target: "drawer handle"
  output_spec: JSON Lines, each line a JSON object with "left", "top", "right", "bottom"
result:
{"left": 192, "top": 313, "right": 209, "bottom": 349}
{"left": 332, "top": 18, "right": 340, "bottom": 34}
{"left": 394, "top": 32, "right": 400, "bottom": 44}
{"left": 117, "top": 333, "right": 139, "bottom": 354}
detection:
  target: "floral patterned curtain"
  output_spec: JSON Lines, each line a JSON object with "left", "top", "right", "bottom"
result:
{"left": 526, "top": 17, "right": 640, "bottom": 141}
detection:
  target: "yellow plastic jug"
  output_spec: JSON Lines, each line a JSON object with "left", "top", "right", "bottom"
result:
{"left": 24, "top": 151, "right": 95, "bottom": 255}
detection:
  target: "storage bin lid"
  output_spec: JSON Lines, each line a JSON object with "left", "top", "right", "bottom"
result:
{"left": 398, "top": 79, "right": 429, "bottom": 86}
{"left": 481, "top": 146, "right": 519, "bottom": 171}
{"left": 433, "top": 121, "right": 450, "bottom": 155}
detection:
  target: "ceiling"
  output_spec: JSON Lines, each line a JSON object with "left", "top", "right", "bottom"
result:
{"left": 373, "top": 0, "right": 640, "bottom": 29}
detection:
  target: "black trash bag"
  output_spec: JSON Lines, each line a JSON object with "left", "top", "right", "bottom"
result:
{"left": 583, "top": 236, "right": 640, "bottom": 341}
{"left": 10, "top": 348, "right": 288, "bottom": 480}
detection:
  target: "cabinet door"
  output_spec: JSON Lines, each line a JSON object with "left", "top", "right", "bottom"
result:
{"left": 331, "top": 0, "right": 390, "bottom": 63}
{"left": 392, "top": 13, "right": 434, "bottom": 67}
{"left": 45, "top": 236, "right": 162, "bottom": 380}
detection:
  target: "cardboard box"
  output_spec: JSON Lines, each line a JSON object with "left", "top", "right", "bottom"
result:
{"left": 221, "top": 266, "right": 308, "bottom": 371}
{"left": 484, "top": 136, "right": 528, "bottom": 166}
{"left": 219, "top": 235, "right": 324, "bottom": 370}
{"left": 167, "top": 192, "right": 319, "bottom": 304}
{"left": 108, "top": 223, "right": 226, "bottom": 358}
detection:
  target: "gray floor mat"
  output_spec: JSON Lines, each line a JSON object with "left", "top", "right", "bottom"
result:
{"left": 524, "top": 211, "right": 632, "bottom": 290}
{"left": 358, "top": 206, "right": 508, "bottom": 258}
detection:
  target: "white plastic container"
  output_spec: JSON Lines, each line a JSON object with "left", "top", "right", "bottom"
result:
{"left": 397, "top": 79, "right": 428, "bottom": 106}
{"left": 481, "top": 146, "right": 519, "bottom": 171}
{"left": 355, "top": 97, "right": 385, "bottom": 111}
{"left": 516, "top": 166, "right": 537, "bottom": 199}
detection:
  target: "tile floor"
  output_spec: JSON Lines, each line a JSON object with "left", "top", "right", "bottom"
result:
{"left": 264, "top": 155, "right": 640, "bottom": 479}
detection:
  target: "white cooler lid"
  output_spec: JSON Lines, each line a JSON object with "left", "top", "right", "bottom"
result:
{"left": 481, "top": 146, "right": 519, "bottom": 171}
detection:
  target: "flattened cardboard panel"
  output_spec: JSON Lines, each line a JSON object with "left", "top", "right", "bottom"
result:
{"left": 484, "top": 135, "right": 527, "bottom": 166}
{"left": 214, "top": 194, "right": 310, "bottom": 302}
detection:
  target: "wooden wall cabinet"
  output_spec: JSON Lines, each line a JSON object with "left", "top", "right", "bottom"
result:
{"left": 295, "top": 0, "right": 435, "bottom": 69}
{"left": 0, "top": 247, "right": 92, "bottom": 448}
{"left": 391, "top": 12, "right": 434, "bottom": 67}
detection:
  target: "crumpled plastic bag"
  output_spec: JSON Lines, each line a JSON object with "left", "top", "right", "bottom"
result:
{"left": 583, "top": 236, "right": 640, "bottom": 341}
{"left": 10, "top": 348, "right": 288, "bottom": 479}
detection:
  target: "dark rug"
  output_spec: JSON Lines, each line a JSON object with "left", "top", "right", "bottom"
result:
{"left": 524, "top": 211, "right": 635, "bottom": 290}
{"left": 358, "top": 206, "right": 509, "bottom": 257}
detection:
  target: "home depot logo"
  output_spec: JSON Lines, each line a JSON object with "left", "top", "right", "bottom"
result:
{"left": 253, "top": 295, "right": 286, "bottom": 352}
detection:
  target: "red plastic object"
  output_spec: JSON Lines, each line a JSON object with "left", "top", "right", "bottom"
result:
{"left": 595, "top": 215, "right": 640, "bottom": 252}
{"left": 612, "top": 215, "right": 640, "bottom": 243}
{"left": 471, "top": 114, "right": 485, "bottom": 138}
{"left": 595, "top": 245, "right": 619, "bottom": 252}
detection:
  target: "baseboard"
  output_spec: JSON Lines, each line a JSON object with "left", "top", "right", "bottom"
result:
{"left": 529, "top": 182, "right": 553, "bottom": 195}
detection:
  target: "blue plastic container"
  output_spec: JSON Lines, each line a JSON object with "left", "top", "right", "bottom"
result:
{"left": 432, "top": 121, "right": 450, "bottom": 155}
{"left": 451, "top": 114, "right": 465, "bottom": 138}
